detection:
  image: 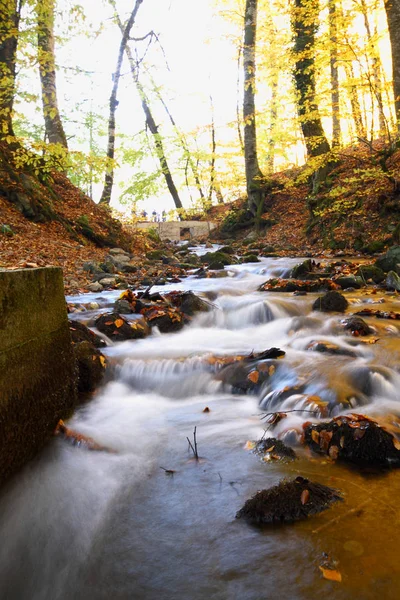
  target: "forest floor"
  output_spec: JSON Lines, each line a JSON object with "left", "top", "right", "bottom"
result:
{"left": 1, "top": 139, "right": 399, "bottom": 294}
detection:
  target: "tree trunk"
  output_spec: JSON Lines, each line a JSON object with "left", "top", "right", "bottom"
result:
{"left": 36, "top": 0, "right": 68, "bottom": 148}
{"left": 360, "top": 0, "right": 386, "bottom": 137}
{"left": 265, "top": 70, "right": 279, "bottom": 174}
{"left": 344, "top": 62, "right": 366, "bottom": 139}
{"left": 329, "top": 0, "right": 340, "bottom": 147}
{"left": 100, "top": 0, "right": 143, "bottom": 205}
{"left": 0, "top": 0, "right": 23, "bottom": 138}
{"left": 243, "top": 0, "right": 264, "bottom": 217}
{"left": 292, "top": 0, "right": 330, "bottom": 158}
{"left": 384, "top": 0, "right": 400, "bottom": 130}
{"left": 236, "top": 45, "right": 244, "bottom": 155}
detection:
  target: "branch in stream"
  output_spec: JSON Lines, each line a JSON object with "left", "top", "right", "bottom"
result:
{"left": 186, "top": 426, "right": 199, "bottom": 460}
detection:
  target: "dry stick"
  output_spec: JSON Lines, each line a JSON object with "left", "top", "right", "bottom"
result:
{"left": 312, "top": 498, "right": 372, "bottom": 534}
{"left": 186, "top": 426, "right": 199, "bottom": 460}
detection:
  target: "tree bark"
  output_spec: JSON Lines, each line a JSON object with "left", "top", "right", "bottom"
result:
{"left": 329, "top": 0, "right": 340, "bottom": 147}
{"left": 292, "top": 0, "right": 330, "bottom": 158}
{"left": 0, "top": 0, "right": 23, "bottom": 138}
{"left": 385, "top": 0, "right": 400, "bottom": 130}
{"left": 100, "top": 0, "right": 143, "bottom": 205}
{"left": 36, "top": 0, "right": 68, "bottom": 148}
{"left": 243, "top": 0, "right": 264, "bottom": 216}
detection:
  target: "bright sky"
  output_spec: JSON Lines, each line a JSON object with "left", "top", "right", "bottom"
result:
{"left": 55, "top": 0, "right": 242, "bottom": 215}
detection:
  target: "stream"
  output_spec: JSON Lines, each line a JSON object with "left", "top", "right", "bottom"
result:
{"left": 1, "top": 253, "right": 400, "bottom": 599}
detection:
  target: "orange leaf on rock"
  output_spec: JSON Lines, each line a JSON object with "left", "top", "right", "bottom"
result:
{"left": 114, "top": 318, "right": 124, "bottom": 328}
{"left": 301, "top": 489, "right": 310, "bottom": 505}
{"left": 247, "top": 370, "right": 259, "bottom": 384}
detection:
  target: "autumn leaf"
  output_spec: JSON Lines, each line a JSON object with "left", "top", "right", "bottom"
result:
{"left": 244, "top": 440, "right": 256, "bottom": 450}
{"left": 319, "top": 566, "right": 342, "bottom": 582}
{"left": 301, "top": 489, "right": 310, "bottom": 505}
{"left": 247, "top": 370, "right": 259, "bottom": 384}
{"left": 99, "top": 355, "right": 106, "bottom": 368}
{"left": 203, "top": 406, "right": 211, "bottom": 413}
{"left": 114, "top": 318, "right": 124, "bottom": 328}
{"left": 311, "top": 429, "right": 320, "bottom": 444}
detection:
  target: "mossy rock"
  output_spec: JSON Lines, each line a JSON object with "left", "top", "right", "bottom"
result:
{"left": 362, "top": 240, "right": 386, "bottom": 254}
{"left": 241, "top": 253, "right": 261, "bottom": 263}
{"left": 356, "top": 265, "right": 385, "bottom": 283}
{"left": 146, "top": 250, "right": 164, "bottom": 260}
{"left": 375, "top": 246, "right": 400, "bottom": 273}
{"left": 200, "top": 251, "right": 234, "bottom": 266}
{"left": 290, "top": 259, "right": 312, "bottom": 279}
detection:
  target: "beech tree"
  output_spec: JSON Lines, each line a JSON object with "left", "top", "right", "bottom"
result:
{"left": 384, "top": 0, "right": 400, "bottom": 129}
{"left": 100, "top": 0, "right": 144, "bottom": 205}
{"left": 243, "top": 0, "right": 264, "bottom": 216}
{"left": 0, "top": 0, "right": 23, "bottom": 138}
{"left": 291, "top": 0, "right": 330, "bottom": 159}
{"left": 35, "top": 0, "right": 68, "bottom": 147}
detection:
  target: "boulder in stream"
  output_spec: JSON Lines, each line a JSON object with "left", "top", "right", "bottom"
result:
{"left": 386, "top": 270, "right": 400, "bottom": 291}
{"left": 342, "top": 316, "right": 372, "bottom": 336}
{"left": 312, "top": 290, "right": 348, "bottom": 313}
{"left": 303, "top": 414, "right": 400, "bottom": 467}
{"left": 253, "top": 437, "right": 297, "bottom": 462}
{"left": 236, "top": 477, "right": 342, "bottom": 525}
{"left": 95, "top": 312, "right": 150, "bottom": 341}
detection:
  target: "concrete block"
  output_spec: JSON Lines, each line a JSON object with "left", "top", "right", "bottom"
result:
{"left": 0, "top": 267, "right": 77, "bottom": 485}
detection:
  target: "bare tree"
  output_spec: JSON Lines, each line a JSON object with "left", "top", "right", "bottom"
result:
{"left": 100, "top": 0, "right": 144, "bottom": 205}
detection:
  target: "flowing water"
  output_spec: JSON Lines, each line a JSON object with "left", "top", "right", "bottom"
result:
{"left": 1, "top": 254, "right": 400, "bottom": 599}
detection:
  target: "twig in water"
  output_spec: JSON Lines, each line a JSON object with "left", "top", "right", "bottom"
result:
{"left": 186, "top": 426, "right": 199, "bottom": 460}
{"left": 160, "top": 466, "right": 176, "bottom": 475}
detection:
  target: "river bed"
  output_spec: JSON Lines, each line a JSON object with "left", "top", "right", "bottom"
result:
{"left": 1, "top": 254, "right": 400, "bottom": 599}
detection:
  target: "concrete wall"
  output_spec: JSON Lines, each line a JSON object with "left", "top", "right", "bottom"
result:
{"left": 0, "top": 267, "right": 77, "bottom": 485}
{"left": 131, "top": 220, "right": 217, "bottom": 242}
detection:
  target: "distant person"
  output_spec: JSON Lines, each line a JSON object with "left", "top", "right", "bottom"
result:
{"left": 152, "top": 210, "right": 157, "bottom": 222}
{"left": 162, "top": 210, "right": 166, "bottom": 222}
{"left": 141, "top": 210, "right": 147, "bottom": 221}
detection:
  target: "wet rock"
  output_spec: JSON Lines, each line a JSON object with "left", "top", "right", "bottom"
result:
{"left": 87, "top": 282, "right": 103, "bottom": 293}
{"left": 209, "top": 261, "right": 225, "bottom": 270}
{"left": 303, "top": 414, "right": 400, "bottom": 466}
{"left": 355, "top": 308, "right": 400, "bottom": 320}
{"left": 219, "top": 245, "right": 235, "bottom": 255}
{"left": 375, "top": 246, "right": 400, "bottom": 273}
{"left": 98, "top": 277, "right": 117, "bottom": 287}
{"left": 146, "top": 249, "right": 165, "bottom": 260}
{"left": 259, "top": 278, "right": 335, "bottom": 293}
{"left": 335, "top": 275, "right": 363, "bottom": 289}
{"left": 236, "top": 477, "right": 342, "bottom": 525}
{"left": 215, "top": 349, "right": 285, "bottom": 393}
{"left": 241, "top": 253, "right": 260, "bottom": 263}
{"left": 342, "top": 316, "right": 372, "bottom": 336}
{"left": 290, "top": 259, "right": 313, "bottom": 279}
{"left": 253, "top": 437, "right": 297, "bottom": 462}
{"left": 356, "top": 264, "right": 385, "bottom": 283}
{"left": 73, "top": 341, "right": 106, "bottom": 393}
{"left": 386, "top": 270, "right": 400, "bottom": 291}
{"left": 109, "top": 247, "right": 129, "bottom": 256}
{"left": 200, "top": 251, "right": 235, "bottom": 266}
{"left": 113, "top": 298, "right": 134, "bottom": 314}
{"left": 140, "top": 306, "right": 185, "bottom": 333}
{"left": 69, "top": 320, "right": 106, "bottom": 348}
{"left": 165, "top": 290, "right": 211, "bottom": 316}
{"left": 312, "top": 291, "right": 348, "bottom": 312}
{"left": 95, "top": 312, "right": 150, "bottom": 341}
{"left": 306, "top": 340, "right": 357, "bottom": 357}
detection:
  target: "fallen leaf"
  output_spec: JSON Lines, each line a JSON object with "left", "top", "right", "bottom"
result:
{"left": 247, "top": 370, "right": 259, "bottom": 384}
{"left": 244, "top": 440, "right": 256, "bottom": 450}
{"left": 311, "top": 429, "right": 320, "bottom": 444}
{"left": 301, "top": 489, "right": 310, "bottom": 505}
{"left": 114, "top": 318, "right": 124, "bottom": 328}
{"left": 99, "top": 355, "right": 106, "bottom": 368}
{"left": 319, "top": 566, "right": 342, "bottom": 582}
{"left": 329, "top": 445, "right": 339, "bottom": 460}
{"left": 203, "top": 406, "right": 211, "bottom": 413}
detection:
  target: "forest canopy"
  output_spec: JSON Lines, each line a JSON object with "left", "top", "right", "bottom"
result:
{"left": 0, "top": 0, "right": 399, "bottom": 217}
